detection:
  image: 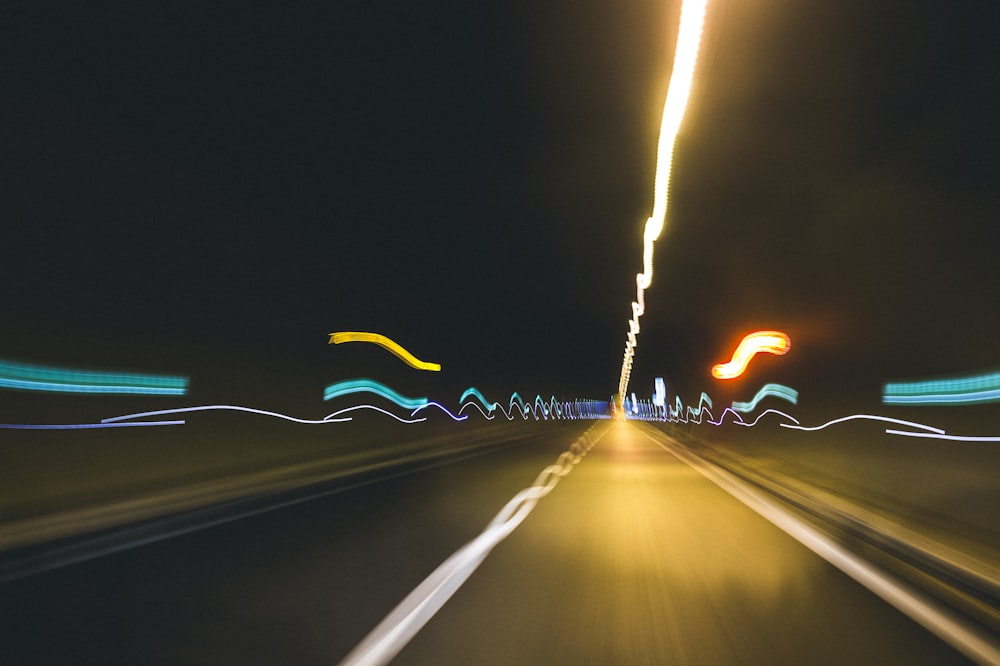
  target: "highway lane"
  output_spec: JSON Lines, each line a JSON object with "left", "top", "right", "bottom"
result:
{"left": 0, "top": 420, "right": 969, "bottom": 664}
{"left": 0, "top": 420, "right": 590, "bottom": 664}
{"left": 395, "top": 421, "right": 968, "bottom": 664}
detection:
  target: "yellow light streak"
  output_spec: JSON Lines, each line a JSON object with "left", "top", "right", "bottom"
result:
{"left": 328, "top": 332, "right": 442, "bottom": 372}
{"left": 618, "top": 0, "right": 709, "bottom": 398}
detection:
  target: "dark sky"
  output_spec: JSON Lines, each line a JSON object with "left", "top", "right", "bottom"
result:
{"left": 2, "top": 1, "right": 998, "bottom": 413}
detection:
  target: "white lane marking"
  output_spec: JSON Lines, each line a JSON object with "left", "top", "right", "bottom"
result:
{"left": 637, "top": 424, "right": 1000, "bottom": 665}
{"left": 340, "top": 423, "right": 610, "bottom": 666}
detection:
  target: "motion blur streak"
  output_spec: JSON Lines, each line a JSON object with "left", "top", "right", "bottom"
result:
{"left": 710, "top": 331, "right": 791, "bottom": 380}
{"left": 341, "top": 423, "right": 610, "bottom": 666}
{"left": 323, "top": 378, "right": 428, "bottom": 409}
{"left": 732, "top": 408, "right": 800, "bottom": 428}
{"left": 456, "top": 392, "right": 610, "bottom": 422}
{"left": 102, "top": 405, "right": 352, "bottom": 425}
{"left": 459, "top": 387, "right": 496, "bottom": 411}
{"left": 457, "top": 401, "right": 496, "bottom": 420}
{"left": 0, "top": 358, "right": 188, "bottom": 395}
{"left": 0, "top": 420, "right": 185, "bottom": 429}
{"left": 618, "top": 0, "right": 708, "bottom": 398}
{"left": 731, "top": 383, "right": 798, "bottom": 413}
{"left": 411, "top": 402, "right": 468, "bottom": 421}
{"left": 780, "top": 414, "right": 945, "bottom": 434}
{"left": 328, "top": 332, "right": 441, "bottom": 371}
{"left": 685, "top": 407, "right": 799, "bottom": 427}
{"left": 690, "top": 391, "right": 713, "bottom": 416}
{"left": 883, "top": 369, "right": 1000, "bottom": 405}
{"left": 884, "top": 430, "right": 1000, "bottom": 442}
{"left": 324, "top": 404, "right": 426, "bottom": 424}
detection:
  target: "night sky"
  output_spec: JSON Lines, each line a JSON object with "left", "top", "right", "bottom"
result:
{"left": 2, "top": 1, "right": 998, "bottom": 416}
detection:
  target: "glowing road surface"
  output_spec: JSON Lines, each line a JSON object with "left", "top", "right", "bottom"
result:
{"left": 0, "top": 421, "right": 971, "bottom": 664}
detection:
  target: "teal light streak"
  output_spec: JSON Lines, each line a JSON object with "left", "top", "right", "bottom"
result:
{"left": 691, "top": 391, "right": 713, "bottom": 415}
{"left": 732, "top": 383, "right": 798, "bottom": 414}
{"left": 323, "top": 378, "right": 428, "bottom": 409}
{"left": 459, "top": 387, "right": 496, "bottom": 411}
{"left": 883, "top": 370, "right": 1000, "bottom": 405}
{"left": 0, "top": 359, "right": 188, "bottom": 395}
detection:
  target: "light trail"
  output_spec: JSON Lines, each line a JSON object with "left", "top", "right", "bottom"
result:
{"left": 323, "top": 378, "right": 428, "bottom": 409}
{"left": 884, "top": 430, "right": 1000, "bottom": 442}
{"left": 689, "top": 391, "right": 713, "bottom": 416}
{"left": 0, "top": 420, "right": 186, "bottom": 430}
{"left": 411, "top": 402, "right": 468, "bottom": 422}
{"left": 0, "top": 358, "right": 188, "bottom": 395}
{"left": 617, "top": 0, "right": 709, "bottom": 399}
{"left": 324, "top": 404, "right": 426, "bottom": 424}
{"left": 710, "top": 330, "right": 791, "bottom": 380}
{"left": 731, "top": 383, "right": 798, "bottom": 413}
{"left": 328, "top": 332, "right": 441, "bottom": 372}
{"left": 883, "top": 369, "right": 1000, "bottom": 406}
{"left": 459, "top": 387, "right": 498, "bottom": 412}
{"left": 457, "top": 401, "right": 496, "bottom": 420}
{"left": 780, "top": 414, "right": 946, "bottom": 434}
{"left": 103, "top": 405, "right": 352, "bottom": 425}
{"left": 706, "top": 407, "right": 744, "bottom": 426}
{"left": 729, "top": 408, "right": 800, "bottom": 427}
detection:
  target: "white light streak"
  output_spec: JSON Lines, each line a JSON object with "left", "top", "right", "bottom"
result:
{"left": 0, "top": 420, "right": 186, "bottom": 430}
{"left": 324, "top": 404, "right": 426, "bottom": 424}
{"left": 619, "top": 0, "right": 708, "bottom": 399}
{"left": 884, "top": 430, "right": 1000, "bottom": 442}
{"left": 103, "top": 405, "right": 352, "bottom": 425}
{"left": 411, "top": 401, "right": 469, "bottom": 422}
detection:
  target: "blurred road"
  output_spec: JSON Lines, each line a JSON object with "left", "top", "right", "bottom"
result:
{"left": 0, "top": 421, "right": 971, "bottom": 664}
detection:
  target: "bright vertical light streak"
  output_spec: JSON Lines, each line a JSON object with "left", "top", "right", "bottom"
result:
{"left": 618, "top": 0, "right": 709, "bottom": 398}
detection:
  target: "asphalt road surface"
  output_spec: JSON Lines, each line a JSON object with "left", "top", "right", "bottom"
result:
{"left": 0, "top": 420, "right": 970, "bottom": 664}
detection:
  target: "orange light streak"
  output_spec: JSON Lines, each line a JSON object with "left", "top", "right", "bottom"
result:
{"left": 711, "top": 331, "right": 791, "bottom": 380}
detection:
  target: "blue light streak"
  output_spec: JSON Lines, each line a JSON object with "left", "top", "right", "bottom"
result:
{"left": 0, "top": 420, "right": 186, "bottom": 430}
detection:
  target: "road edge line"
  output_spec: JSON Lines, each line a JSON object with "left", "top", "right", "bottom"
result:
{"left": 636, "top": 423, "right": 1000, "bottom": 665}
